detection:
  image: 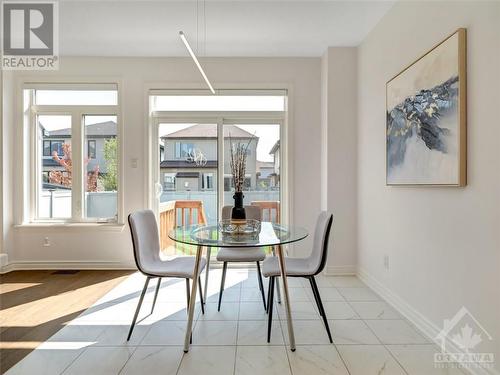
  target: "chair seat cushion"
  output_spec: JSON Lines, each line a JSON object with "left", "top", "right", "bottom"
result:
{"left": 145, "top": 256, "right": 207, "bottom": 278}
{"left": 262, "top": 256, "right": 314, "bottom": 277}
{"left": 216, "top": 248, "right": 266, "bottom": 262}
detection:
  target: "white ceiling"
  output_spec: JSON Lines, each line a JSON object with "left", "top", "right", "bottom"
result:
{"left": 59, "top": 1, "right": 394, "bottom": 57}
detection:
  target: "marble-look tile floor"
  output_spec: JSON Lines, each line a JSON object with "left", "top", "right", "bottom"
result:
{"left": 6, "top": 269, "right": 466, "bottom": 375}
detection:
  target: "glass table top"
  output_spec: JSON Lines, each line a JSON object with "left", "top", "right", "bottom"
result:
{"left": 169, "top": 222, "right": 308, "bottom": 248}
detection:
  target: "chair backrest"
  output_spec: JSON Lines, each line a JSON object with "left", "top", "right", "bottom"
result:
{"left": 128, "top": 210, "right": 161, "bottom": 275}
{"left": 221, "top": 205, "right": 261, "bottom": 221}
{"left": 308, "top": 211, "right": 334, "bottom": 275}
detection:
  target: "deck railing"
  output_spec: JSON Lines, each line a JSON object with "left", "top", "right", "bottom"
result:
{"left": 251, "top": 200, "right": 280, "bottom": 223}
{"left": 159, "top": 200, "right": 207, "bottom": 253}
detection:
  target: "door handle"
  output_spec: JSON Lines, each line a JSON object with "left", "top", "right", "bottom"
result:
{"left": 155, "top": 182, "right": 163, "bottom": 198}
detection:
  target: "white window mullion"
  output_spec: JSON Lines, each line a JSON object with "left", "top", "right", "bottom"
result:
{"left": 29, "top": 91, "right": 37, "bottom": 222}
{"left": 71, "top": 111, "right": 84, "bottom": 221}
{"left": 217, "top": 118, "right": 224, "bottom": 221}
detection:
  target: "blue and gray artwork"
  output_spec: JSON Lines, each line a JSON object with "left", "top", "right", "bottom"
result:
{"left": 386, "top": 76, "right": 459, "bottom": 183}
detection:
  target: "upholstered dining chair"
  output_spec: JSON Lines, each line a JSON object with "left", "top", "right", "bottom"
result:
{"left": 127, "top": 210, "right": 207, "bottom": 341}
{"left": 262, "top": 211, "right": 334, "bottom": 343}
{"left": 216, "top": 205, "right": 267, "bottom": 311}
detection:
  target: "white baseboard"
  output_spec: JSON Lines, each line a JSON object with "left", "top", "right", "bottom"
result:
{"left": 357, "top": 267, "right": 498, "bottom": 375}
{"left": 324, "top": 265, "right": 356, "bottom": 276}
{"left": 0, "top": 261, "right": 136, "bottom": 274}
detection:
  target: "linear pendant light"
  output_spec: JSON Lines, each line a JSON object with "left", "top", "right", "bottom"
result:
{"left": 179, "top": 31, "right": 215, "bottom": 94}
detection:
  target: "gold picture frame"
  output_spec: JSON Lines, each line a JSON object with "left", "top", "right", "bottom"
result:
{"left": 386, "top": 28, "right": 467, "bottom": 186}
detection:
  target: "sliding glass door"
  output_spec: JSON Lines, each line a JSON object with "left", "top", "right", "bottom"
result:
{"left": 154, "top": 117, "right": 284, "bottom": 256}
{"left": 150, "top": 89, "right": 287, "bottom": 256}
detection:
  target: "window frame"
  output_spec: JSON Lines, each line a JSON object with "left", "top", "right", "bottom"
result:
{"left": 23, "top": 84, "right": 122, "bottom": 224}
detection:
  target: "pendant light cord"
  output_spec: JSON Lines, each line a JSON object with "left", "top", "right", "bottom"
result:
{"left": 196, "top": 0, "right": 199, "bottom": 55}
{"left": 195, "top": 0, "right": 207, "bottom": 57}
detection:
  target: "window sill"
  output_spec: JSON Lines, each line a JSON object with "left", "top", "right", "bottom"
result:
{"left": 14, "top": 222, "right": 125, "bottom": 231}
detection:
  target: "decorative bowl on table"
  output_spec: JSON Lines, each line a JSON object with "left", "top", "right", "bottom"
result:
{"left": 218, "top": 219, "right": 261, "bottom": 242}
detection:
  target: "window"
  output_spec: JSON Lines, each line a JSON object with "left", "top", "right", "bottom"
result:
{"left": 27, "top": 85, "right": 119, "bottom": 222}
{"left": 43, "top": 140, "right": 65, "bottom": 156}
{"left": 87, "top": 140, "right": 96, "bottom": 159}
{"left": 163, "top": 173, "right": 175, "bottom": 191}
{"left": 202, "top": 173, "right": 214, "bottom": 190}
{"left": 84, "top": 115, "right": 118, "bottom": 220}
{"left": 37, "top": 115, "right": 73, "bottom": 219}
{"left": 153, "top": 94, "right": 285, "bottom": 111}
{"left": 35, "top": 89, "right": 117, "bottom": 105}
{"left": 174, "top": 142, "right": 194, "bottom": 159}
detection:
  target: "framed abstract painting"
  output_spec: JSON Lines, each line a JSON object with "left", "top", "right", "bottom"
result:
{"left": 386, "top": 28, "right": 467, "bottom": 186}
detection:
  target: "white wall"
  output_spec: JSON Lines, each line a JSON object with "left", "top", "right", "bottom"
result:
{"left": 1, "top": 70, "right": 15, "bottom": 268}
{"left": 321, "top": 48, "right": 358, "bottom": 274}
{"left": 358, "top": 1, "right": 500, "bottom": 369}
{"left": 2, "top": 57, "right": 323, "bottom": 269}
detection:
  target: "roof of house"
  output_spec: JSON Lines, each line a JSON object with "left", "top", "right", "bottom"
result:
{"left": 163, "top": 124, "right": 256, "bottom": 139}
{"left": 176, "top": 172, "right": 200, "bottom": 178}
{"left": 269, "top": 140, "right": 280, "bottom": 154}
{"left": 256, "top": 160, "right": 274, "bottom": 169}
{"left": 45, "top": 121, "right": 117, "bottom": 137}
{"left": 43, "top": 159, "right": 62, "bottom": 167}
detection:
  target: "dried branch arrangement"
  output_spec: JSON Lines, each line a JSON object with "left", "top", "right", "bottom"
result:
{"left": 229, "top": 133, "right": 255, "bottom": 192}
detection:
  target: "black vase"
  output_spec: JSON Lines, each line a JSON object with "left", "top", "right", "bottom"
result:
{"left": 231, "top": 192, "right": 246, "bottom": 221}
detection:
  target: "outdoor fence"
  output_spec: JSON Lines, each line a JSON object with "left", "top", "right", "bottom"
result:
{"left": 39, "top": 190, "right": 117, "bottom": 219}
{"left": 40, "top": 189, "right": 279, "bottom": 223}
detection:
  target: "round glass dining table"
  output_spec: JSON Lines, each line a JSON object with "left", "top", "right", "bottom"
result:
{"left": 169, "top": 222, "right": 309, "bottom": 352}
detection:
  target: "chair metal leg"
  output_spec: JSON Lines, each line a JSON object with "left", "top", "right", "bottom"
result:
{"left": 127, "top": 276, "right": 150, "bottom": 341}
{"left": 275, "top": 278, "right": 282, "bottom": 304}
{"left": 203, "top": 246, "right": 211, "bottom": 305}
{"left": 256, "top": 261, "right": 266, "bottom": 310}
{"left": 185, "top": 278, "right": 190, "bottom": 308}
{"left": 266, "top": 277, "right": 272, "bottom": 313}
{"left": 218, "top": 262, "right": 228, "bottom": 311}
{"left": 150, "top": 277, "right": 161, "bottom": 315}
{"left": 198, "top": 276, "right": 205, "bottom": 314}
{"left": 271, "top": 247, "right": 282, "bottom": 304}
{"left": 185, "top": 278, "right": 192, "bottom": 344}
{"left": 267, "top": 276, "right": 275, "bottom": 343}
{"left": 310, "top": 276, "right": 333, "bottom": 343}
{"left": 308, "top": 277, "right": 323, "bottom": 317}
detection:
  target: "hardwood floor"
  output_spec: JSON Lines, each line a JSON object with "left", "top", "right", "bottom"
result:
{"left": 0, "top": 270, "right": 133, "bottom": 374}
